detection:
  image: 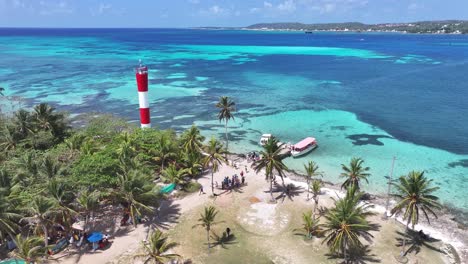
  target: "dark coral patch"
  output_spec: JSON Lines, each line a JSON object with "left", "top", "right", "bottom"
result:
{"left": 347, "top": 134, "right": 393, "bottom": 146}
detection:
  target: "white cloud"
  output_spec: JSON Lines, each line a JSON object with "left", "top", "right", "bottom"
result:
{"left": 39, "top": 1, "right": 74, "bottom": 15}
{"left": 90, "top": 2, "right": 125, "bottom": 16}
{"left": 277, "top": 0, "right": 296, "bottom": 12}
{"left": 264, "top": 1, "right": 272, "bottom": 8}
{"left": 199, "top": 4, "right": 230, "bottom": 16}
{"left": 249, "top": 7, "right": 260, "bottom": 13}
{"left": 408, "top": 3, "right": 423, "bottom": 11}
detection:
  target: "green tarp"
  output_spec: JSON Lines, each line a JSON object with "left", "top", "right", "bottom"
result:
{"left": 160, "top": 183, "right": 176, "bottom": 194}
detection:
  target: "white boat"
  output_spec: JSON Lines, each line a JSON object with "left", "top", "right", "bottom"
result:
{"left": 290, "top": 137, "right": 317, "bottom": 158}
{"left": 259, "top": 134, "right": 273, "bottom": 146}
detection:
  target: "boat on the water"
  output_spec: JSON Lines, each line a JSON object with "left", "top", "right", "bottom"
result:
{"left": 260, "top": 134, "right": 273, "bottom": 146}
{"left": 290, "top": 137, "right": 317, "bottom": 158}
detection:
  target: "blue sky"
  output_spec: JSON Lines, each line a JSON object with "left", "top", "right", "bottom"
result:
{"left": 1, "top": 0, "right": 467, "bottom": 28}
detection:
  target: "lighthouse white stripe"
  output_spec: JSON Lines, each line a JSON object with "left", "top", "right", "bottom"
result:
{"left": 138, "top": 91, "right": 149, "bottom": 108}
{"left": 141, "top": 123, "right": 151, "bottom": 128}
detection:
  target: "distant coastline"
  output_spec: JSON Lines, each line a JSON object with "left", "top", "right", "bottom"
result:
{"left": 197, "top": 20, "right": 468, "bottom": 34}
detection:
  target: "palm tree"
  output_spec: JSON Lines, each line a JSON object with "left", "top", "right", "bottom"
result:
{"left": 180, "top": 125, "right": 205, "bottom": 154}
{"left": 153, "top": 133, "right": 177, "bottom": 171}
{"left": 202, "top": 137, "right": 227, "bottom": 195}
{"left": 13, "top": 152, "right": 40, "bottom": 189}
{"left": 0, "top": 194, "right": 20, "bottom": 239}
{"left": 391, "top": 171, "right": 442, "bottom": 257}
{"left": 21, "top": 196, "right": 58, "bottom": 248}
{"left": 117, "top": 132, "right": 136, "bottom": 160}
{"left": 76, "top": 190, "right": 99, "bottom": 232}
{"left": 161, "top": 164, "right": 188, "bottom": 187}
{"left": 182, "top": 151, "right": 203, "bottom": 178}
{"left": 64, "top": 133, "right": 85, "bottom": 159}
{"left": 193, "top": 206, "right": 223, "bottom": 250}
{"left": 134, "top": 229, "right": 181, "bottom": 264}
{"left": 39, "top": 155, "right": 62, "bottom": 180}
{"left": 293, "top": 211, "right": 321, "bottom": 240}
{"left": 0, "top": 126, "right": 21, "bottom": 152}
{"left": 311, "top": 180, "right": 322, "bottom": 213}
{"left": 322, "top": 186, "right": 375, "bottom": 262}
{"left": 47, "top": 179, "right": 75, "bottom": 230}
{"left": 340, "top": 157, "right": 370, "bottom": 191}
{"left": 304, "top": 161, "right": 322, "bottom": 201}
{"left": 253, "top": 137, "right": 289, "bottom": 202}
{"left": 215, "top": 96, "right": 235, "bottom": 155}
{"left": 12, "top": 234, "right": 47, "bottom": 264}
{"left": 32, "top": 103, "right": 58, "bottom": 131}
{"left": 13, "top": 109, "right": 34, "bottom": 137}
{"left": 115, "top": 169, "right": 159, "bottom": 228}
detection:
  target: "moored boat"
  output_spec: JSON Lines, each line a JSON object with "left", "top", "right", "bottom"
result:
{"left": 259, "top": 134, "right": 273, "bottom": 146}
{"left": 290, "top": 137, "right": 317, "bottom": 158}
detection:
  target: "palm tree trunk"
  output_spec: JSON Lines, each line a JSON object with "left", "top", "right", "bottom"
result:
{"left": 211, "top": 170, "right": 215, "bottom": 195}
{"left": 130, "top": 205, "right": 137, "bottom": 228}
{"left": 206, "top": 229, "right": 210, "bottom": 250}
{"left": 225, "top": 120, "right": 228, "bottom": 153}
{"left": 343, "top": 241, "right": 348, "bottom": 264}
{"left": 42, "top": 224, "right": 49, "bottom": 249}
{"left": 269, "top": 175, "right": 274, "bottom": 202}
{"left": 161, "top": 157, "right": 165, "bottom": 171}
{"left": 314, "top": 198, "right": 318, "bottom": 213}
{"left": 307, "top": 178, "right": 310, "bottom": 201}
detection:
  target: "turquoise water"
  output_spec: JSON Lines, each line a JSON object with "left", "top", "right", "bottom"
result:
{"left": 0, "top": 29, "right": 467, "bottom": 213}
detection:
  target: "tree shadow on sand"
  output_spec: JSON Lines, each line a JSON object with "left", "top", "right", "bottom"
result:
{"left": 209, "top": 232, "right": 237, "bottom": 249}
{"left": 326, "top": 245, "right": 381, "bottom": 264}
{"left": 151, "top": 199, "right": 182, "bottom": 230}
{"left": 395, "top": 229, "right": 444, "bottom": 256}
{"left": 265, "top": 183, "right": 304, "bottom": 202}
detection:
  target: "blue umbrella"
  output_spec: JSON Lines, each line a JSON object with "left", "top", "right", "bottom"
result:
{"left": 87, "top": 232, "right": 103, "bottom": 243}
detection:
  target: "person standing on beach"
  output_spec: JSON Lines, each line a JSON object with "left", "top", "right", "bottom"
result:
{"left": 199, "top": 185, "right": 205, "bottom": 195}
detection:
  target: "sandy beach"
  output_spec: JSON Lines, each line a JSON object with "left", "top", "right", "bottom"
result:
{"left": 55, "top": 155, "right": 467, "bottom": 264}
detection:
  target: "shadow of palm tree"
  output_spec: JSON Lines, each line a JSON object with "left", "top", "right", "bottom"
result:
{"left": 326, "top": 245, "right": 381, "bottom": 264}
{"left": 265, "top": 183, "right": 304, "bottom": 202}
{"left": 395, "top": 229, "right": 443, "bottom": 256}
{"left": 210, "top": 232, "right": 237, "bottom": 249}
{"left": 152, "top": 199, "right": 181, "bottom": 230}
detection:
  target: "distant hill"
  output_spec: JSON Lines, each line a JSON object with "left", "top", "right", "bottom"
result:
{"left": 246, "top": 21, "right": 468, "bottom": 34}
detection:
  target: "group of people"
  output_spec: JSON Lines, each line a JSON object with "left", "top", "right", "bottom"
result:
{"left": 247, "top": 151, "right": 260, "bottom": 162}
{"left": 221, "top": 171, "right": 245, "bottom": 190}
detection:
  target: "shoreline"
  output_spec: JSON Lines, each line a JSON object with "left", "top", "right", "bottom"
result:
{"left": 230, "top": 153, "right": 468, "bottom": 262}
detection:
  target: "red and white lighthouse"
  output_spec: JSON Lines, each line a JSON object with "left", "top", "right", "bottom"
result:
{"left": 135, "top": 62, "right": 151, "bottom": 128}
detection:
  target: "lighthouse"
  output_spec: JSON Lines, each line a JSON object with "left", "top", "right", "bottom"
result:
{"left": 135, "top": 61, "right": 151, "bottom": 128}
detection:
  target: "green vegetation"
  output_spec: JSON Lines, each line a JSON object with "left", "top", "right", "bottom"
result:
{"left": 340, "top": 157, "right": 370, "bottom": 191}
{"left": 134, "top": 228, "right": 181, "bottom": 264}
{"left": 202, "top": 137, "right": 227, "bottom": 195}
{"left": 193, "top": 206, "right": 223, "bottom": 250}
{"left": 293, "top": 211, "right": 321, "bottom": 240}
{"left": 303, "top": 161, "right": 322, "bottom": 201}
{"left": 253, "top": 136, "right": 289, "bottom": 202}
{"left": 391, "top": 171, "right": 442, "bottom": 256}
{"left": 215, "top": 96, "right": 236, "bottom": 156}
{"left": 247, "top": 20, "right": 468, "bottom": 34}
{"left": 322, "top": 186, "right": 376, "bottom": 262}
{"left": 0, "top": 103, "right": 213, "bottom": 260}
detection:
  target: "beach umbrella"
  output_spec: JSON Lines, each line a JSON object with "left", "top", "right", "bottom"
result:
{"left": 71, "top": 221, "right": 85, "bottom": 231}
{"left": 87, "top": 232, "right": 103, "bottom": 243}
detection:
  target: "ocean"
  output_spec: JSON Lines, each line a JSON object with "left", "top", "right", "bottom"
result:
{"left": 0, "top": 28, "right": 467, "bottom": 213}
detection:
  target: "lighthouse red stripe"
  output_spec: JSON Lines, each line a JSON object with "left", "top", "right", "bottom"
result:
{"left": 136, "top": 73, "right": 148, "bottom": 92}
{"left": 139, "top": 108, "right": 150, "bottom": 124}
